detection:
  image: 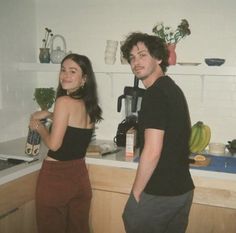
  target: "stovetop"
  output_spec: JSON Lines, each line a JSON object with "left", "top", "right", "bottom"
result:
{"left": 0, "top": 159, "right": 25, "bottom": 171}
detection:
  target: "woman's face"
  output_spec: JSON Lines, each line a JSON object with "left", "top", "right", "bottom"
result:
{"left": 59, "top": 58, "right": 86, "bottom": 94}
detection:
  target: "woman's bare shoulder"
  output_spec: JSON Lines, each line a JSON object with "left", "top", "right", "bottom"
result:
{"left": 55, "top": 96, "right": 84, "bottom": 110}
{"left": 55, "top": 96, "right": 76, "bottom": 105}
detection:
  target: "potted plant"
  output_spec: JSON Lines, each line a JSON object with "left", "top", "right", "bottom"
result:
{"left": 152, "top": 19, "right": 191, "bottom": 65}
{"left": 39, "top": 27, "right": 53, "bottom": 63}
{"left": 34, "top": 87, "right": 56, "bottom": 110}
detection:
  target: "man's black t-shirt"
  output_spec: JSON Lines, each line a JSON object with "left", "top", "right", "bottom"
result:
{"left": 138, "top": 76, "right": 194, "bottom": 196}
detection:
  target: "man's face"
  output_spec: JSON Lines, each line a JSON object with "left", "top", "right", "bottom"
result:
{"left": 129, "top": 42, "right": 161, "bottom": 81}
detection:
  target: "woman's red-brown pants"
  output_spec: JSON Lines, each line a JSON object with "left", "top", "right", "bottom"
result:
{"left": 36, "top": 159, "right": 92, "bottom": 233}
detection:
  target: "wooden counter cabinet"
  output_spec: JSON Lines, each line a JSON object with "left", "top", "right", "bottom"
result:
{"left": 88, "top": 164, "right": 236, "bottom": 233}
{"left": 1, "top": 162, "right": 236, "bottom": 233}
{"left": 88, "top": 164, "right": 135, "bottom": 233}
{"left": 0, "top": 171, "right": 39, "bottom": 233}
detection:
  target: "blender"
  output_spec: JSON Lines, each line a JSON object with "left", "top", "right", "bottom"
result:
{"left": 114, "top": 76, "right": 145, "bottom": 147}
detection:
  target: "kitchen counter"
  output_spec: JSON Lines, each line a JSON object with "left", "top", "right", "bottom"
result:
{"left": 1, "top": 137, "right": 236, "bottom": 186}
{"left": 1, "top": 138, "right": 236, "bottom": 233}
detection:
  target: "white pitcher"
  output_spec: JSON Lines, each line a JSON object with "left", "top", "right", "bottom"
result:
{"left": 50, "top": 34, "right": 67, "bottom": 64}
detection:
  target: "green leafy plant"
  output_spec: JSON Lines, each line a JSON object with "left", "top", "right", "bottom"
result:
{"left": 152, "top": 19, "right": 191, "bottom": 44}
{"left": 34, "top": 88, "right": 56, "bottom": 110}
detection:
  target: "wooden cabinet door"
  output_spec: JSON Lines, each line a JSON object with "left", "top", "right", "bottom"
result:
{"left": 187, "top": 203, "right": 236, "bottom": 233}
{"left": 89, "top": 189, "right": 128, "bottom": 233}
{"left": 0, "top": 200, "right": 37, "bottom": 233}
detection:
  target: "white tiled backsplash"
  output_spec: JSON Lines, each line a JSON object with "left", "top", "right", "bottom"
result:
{"left": 95, "top": 72, "right": 236, "bottom": 144}
{"left": 1, "top": 64, "right": 236, "bottom": 145}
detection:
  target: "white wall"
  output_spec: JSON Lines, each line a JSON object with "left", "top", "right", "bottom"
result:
{"left": 0, "top": 0, "right": 37, "bottom": 142}
{"left": 35, "top": 0, "right": 236, "bottom": 66}
{"left": 0, "top": 0, "right": 236, "bottom": 144}
{"left": 34, "top": 0, "right": 236, "bottom": 144}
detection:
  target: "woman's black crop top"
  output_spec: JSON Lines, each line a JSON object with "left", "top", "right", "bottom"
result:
{"left": 47, "top": 126, "right": 93, "bottom": 161}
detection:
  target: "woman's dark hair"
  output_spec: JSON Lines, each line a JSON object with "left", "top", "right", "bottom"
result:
{"left": 57, "top": 53, "right": 103, "bottom": 123}
{"left": 121, "top": 32, "right": 169, "bottom": 73}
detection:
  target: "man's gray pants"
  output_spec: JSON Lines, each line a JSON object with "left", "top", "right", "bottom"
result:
{"left": 122, "top": 190, "right": 194, "bottom": 233}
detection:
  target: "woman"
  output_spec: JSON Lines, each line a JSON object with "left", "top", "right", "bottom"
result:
{"left": 29, "top": 53, "right": 102, "bottom": 233}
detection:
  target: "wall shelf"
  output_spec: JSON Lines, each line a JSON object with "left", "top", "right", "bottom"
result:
{"left": 167, "top": 65, "right": 236, "bottom": 76}
{"left": 17, "top": 62, "right": 236, "bottom": 76}
{"left": 18, "top": 63, "right": 60, "bottom": 72}
{"left": 17, "top": 62, "right": 132, "bottom": 74}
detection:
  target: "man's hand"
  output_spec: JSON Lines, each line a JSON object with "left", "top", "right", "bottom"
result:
{"left": 132, "top": 190, "right": 141, "bottom": 203}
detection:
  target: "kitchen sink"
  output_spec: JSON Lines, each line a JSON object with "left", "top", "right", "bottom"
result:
{"left": 0, "top": 159, "right": 25, "bottom": 171}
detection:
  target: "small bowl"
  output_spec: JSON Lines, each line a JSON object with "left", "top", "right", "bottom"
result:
{"left": 205, "top": 58, "right": 225, "bottom": 66}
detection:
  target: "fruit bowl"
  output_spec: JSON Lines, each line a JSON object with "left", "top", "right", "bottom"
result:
{"left": 205, "top": 58, "right": 225, "bottom": 66}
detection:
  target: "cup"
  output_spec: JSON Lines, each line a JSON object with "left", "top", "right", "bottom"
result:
{"left": 105, "top": 57, "right": 116, "bottom": 65}
{"left": 106, "top": 40, "right": 119, "bottom": 47}
{"left": 208, "top": 142, "right": 226, "bottom": 155}
{"left": 104, "top": 40, "right": 118, "bottom": 65}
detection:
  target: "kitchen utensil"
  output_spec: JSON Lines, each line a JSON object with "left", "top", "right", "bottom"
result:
{"left": 117, "top": 76, "right": 145, "bottom": 118}
{"left": 115, "top": 76, "right": 145, "bottom": 147}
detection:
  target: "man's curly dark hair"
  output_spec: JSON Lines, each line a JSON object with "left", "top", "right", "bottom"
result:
{"left": 121, "top": 32, "right": 169, "bottom": 73}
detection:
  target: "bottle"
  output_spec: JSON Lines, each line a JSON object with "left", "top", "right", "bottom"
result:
{"left": 25, "top": 119, "right": 51, "bottom": 156}
{"left": 25, "top": 129, "right": 41, "bottom": 156}
{"left": 125, "top": 127, "right": 136, "bottom": 157}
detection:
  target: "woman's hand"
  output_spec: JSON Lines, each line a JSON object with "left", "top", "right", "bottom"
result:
{"left": 29, "top": 117, "right": 42, "bottom": 131}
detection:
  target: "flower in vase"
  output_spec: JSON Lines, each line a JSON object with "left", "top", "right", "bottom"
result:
{"left": 152, "top": 19, "right": 191, "bottom": 44}
{"left": 42, "top": 28, "right": 53, "bottom": 48}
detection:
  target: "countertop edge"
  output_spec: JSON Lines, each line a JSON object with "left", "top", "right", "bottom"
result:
{"left": 0, "top": 137, "right": 236, "bottom": 186}
{"left": 0, "top": 161, "right": 42, "bottom": 185}
{"left": 1, "top": 156, "right": 236, "bottom": 186}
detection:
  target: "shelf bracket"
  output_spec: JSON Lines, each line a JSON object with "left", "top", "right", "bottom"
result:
{"left": 105, "top": 72, "right": 114, "bottom": 97}
{"left": 200, "top": 75, "right": 205, "bottom": 103}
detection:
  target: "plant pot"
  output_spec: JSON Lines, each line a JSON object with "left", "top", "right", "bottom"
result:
{"left": 167, "top": 43, "right": 177, "bottom": 65}
{"left": 39, "top": 48, "right": 50, "bottom": 63}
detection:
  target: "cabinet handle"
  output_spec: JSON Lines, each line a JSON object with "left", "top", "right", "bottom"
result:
{"left": 0, "top": 208, "right": 19, "bottom": 219}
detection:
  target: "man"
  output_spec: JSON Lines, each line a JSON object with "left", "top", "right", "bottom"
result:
{"left": 121, "top": 32, "right": 195, "bottom": 233}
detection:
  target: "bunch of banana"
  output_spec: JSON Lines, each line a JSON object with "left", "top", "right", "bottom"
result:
{"left": 189, "top": 121, "right": 211, "bottom": 153}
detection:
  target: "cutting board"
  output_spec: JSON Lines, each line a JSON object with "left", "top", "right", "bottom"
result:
{"left": 86, "top": 142, "right": 118, "bottom": 157}
{"left": 86, "top": 144, "right": 102, "bottom": 156}
{"left": 189, "top": 157, "right": 211, "bottom": 167}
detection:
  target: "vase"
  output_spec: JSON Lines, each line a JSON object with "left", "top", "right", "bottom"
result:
{"left": 167, "top": 43, "right": 177, "bottom": 65}
{"left": 104, "top": 40, "right": 118, "bottom": 65}
{"left": 39, "top": 48, "right": 50, "bottom": 63}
